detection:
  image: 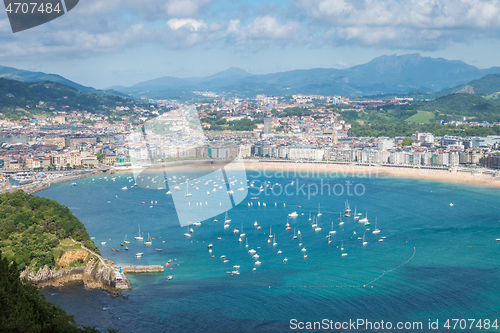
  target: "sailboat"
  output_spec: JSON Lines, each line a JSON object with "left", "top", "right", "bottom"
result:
{"left": 184, "top": 181, "right": 192, "bottom": 197}
{"left": 362, "top": 232, "right": 367, "bottom": 246}
{"left": 311, "top": 215, "right": 317, "bottom": 228}
{"left": 293, "top": 228, "right": 297, "bottom": 239}
{"left": 353, "top": 206, "right": 360, "bottom": 220}
{"left": 134, "top": 225, "right": 143, "bottom": 240}
{"left": 329, "top": 222, "right": 336, "bottom": 234}
{"left": 338, "top": 213, "right": 344, "bottom": 226}
{"left": 344, "top": 199, "right": 351, "bottom": 214}
{"left": 273, "top": 235, "right": 277, "bottom": 246}
{"left": 225, "top": 212, "right": 231, "bottom": 224}
{"left": 299, "top": 234, "right": 303, "bottom": 247}
{"left": 317, "top": 204, "right": 322, "bottom": 217}
{"left": 269, "top": 226, "right": 273, "bottom": 238}
{"left": 314, "top": 217, "right": 321, "bottom": 231}
{"left": 359, "top": 212, "right": 369, "bottom": 224}
{"left": 308, "top": 212, "right": 312, "bottom": 221}
{"left": 184, "top": 225, "right": 191, "bottom": 237}
{"left": 341, "top": 240, "right": 344, "bottom": 251}
{"left": 144, "top": 233, "right": 152, "bottom": 245}
{"left": 124, "top": 234, "right": 130, "bottom": 244}
{"left": 245, "top": 238, "right": 248, "bottom": 248}
{"left": 372, "top": 217, "right": 380, "bottom": 234}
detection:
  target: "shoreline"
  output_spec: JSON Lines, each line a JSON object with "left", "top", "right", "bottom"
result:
{"left": 244, "top": 161, "right": 500, "bottom": 188}
{"left": 22, "top": 161, "right": 500, "bottom": 190}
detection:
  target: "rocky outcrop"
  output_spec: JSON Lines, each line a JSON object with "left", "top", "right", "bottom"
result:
{"left": 20, "top": 258, "right": 122, "bottom": 297}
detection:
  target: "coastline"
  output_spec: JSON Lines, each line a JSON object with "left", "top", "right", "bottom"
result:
{"left": 244, "top": 161, "right": 500, "bottom": 188}
{"left": 110, "top": 159, "right": 500, "bottom": 188}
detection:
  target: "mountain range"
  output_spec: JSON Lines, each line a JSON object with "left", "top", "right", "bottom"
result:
{"left": 3, "top": 53, "right": 500, "bottom": 99}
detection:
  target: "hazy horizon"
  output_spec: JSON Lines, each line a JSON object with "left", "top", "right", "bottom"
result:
{"left": 2, "top": 0, "right": 500, "bottom": 89}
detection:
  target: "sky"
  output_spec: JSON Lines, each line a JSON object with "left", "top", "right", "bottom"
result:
{"left": 2, "top": 0, "right": 500, "bottom": 89}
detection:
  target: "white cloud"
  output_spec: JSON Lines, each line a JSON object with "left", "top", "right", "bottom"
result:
{"left": 226, "top": 16, "right": 301, "bottom": 45}
{"left": 167, "top": 18, "right": 207, "bottom": 31}
{"left": 293, "top": 0, "right": 500, "bottom": 49}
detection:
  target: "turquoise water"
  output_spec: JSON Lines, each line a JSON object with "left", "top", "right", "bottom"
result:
{"left": 39, "top": 170, "right": 500, "bottom": 332}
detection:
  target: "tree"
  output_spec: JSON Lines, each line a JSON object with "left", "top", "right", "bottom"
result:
{"left": 401, "top": 137, "right": 414, "bottom": 146}
{"left": 96, "top": 154, "right": 105, "bottom": 163}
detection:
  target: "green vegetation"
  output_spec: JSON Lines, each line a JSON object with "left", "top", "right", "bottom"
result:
{"left": 350, "top": 122, "right": 500, "bottom": 138}
{"left": 277, "top": 107, "right": 305, "bottom": 118}
{"left": 0, "top": 78, "right": 130, "bottom": 120}
{"left": 95, "top": 153, "right": 105, "bottom": 163}
{"left": 401, "top": 138, "right": 414, "bottom": 146}
{"left": 203, "top": 116, "right": 263, "bottom": 131}
{"left": 0, "top": 190, "right": 99, "bottom": 271}
{"left": 405, "top": 111, "right": 435, "bottom": 124}
{"left": 0, "top": 250, "right": 118, "bottom": 332}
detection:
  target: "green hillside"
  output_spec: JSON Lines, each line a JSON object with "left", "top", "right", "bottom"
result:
{"left": 0, "top": 190, "right": 99, "bottom": 270}
{"left": 0, "top": 78, "right": 131, "bottom": 119}
{"left": 466, "top": 74, "right": 500, "bottom": 95}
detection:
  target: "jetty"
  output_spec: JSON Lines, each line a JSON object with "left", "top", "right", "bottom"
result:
{"left": 119, "top": 265, "right": 164, "bottom": 273}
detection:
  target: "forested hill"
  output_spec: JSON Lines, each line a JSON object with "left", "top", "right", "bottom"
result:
{"left": 0, "top": 78, "right": 130, "bottom": 118}
{"left": 0, "top": 190, "right": 99, "bottom": 270}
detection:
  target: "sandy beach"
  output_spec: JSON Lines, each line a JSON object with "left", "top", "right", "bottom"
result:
{"left": 243, "top": 161, "right": 500, "bottom": 188}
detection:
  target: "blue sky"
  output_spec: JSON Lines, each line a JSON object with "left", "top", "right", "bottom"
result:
{"left": 1, "top": 0, "right": 500, "bottom": 89}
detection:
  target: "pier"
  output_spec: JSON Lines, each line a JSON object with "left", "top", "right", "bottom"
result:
{"left": 119, "top": 265, "right": 164, "bottom": 273}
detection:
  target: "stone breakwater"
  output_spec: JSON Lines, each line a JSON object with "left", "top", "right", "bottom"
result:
{"left": 20, "top": 258, "right": 122, "bottom": 297}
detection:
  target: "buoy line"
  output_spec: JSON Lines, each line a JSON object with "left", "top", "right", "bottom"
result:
{"left": 270, "top": 247, "right": 417, "bottom": 290}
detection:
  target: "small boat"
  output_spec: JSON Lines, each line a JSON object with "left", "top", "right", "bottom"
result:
{"left": 248, "top": 249, "right": 256, "bottom": 254}
{"left": 156, "top": 248, "right": 162, "bottom": 252}
{"left": 166, "top": 190, "right": 171, "bottom": 195}
{"left": 329, "top": 222, "right": 336, "bottom": 234}
{"left": 277, "top": 250, "right": 282, "bottom": 254}
{"left": 372, "top": 218, "right": 380, "bottom": 234}
{"left": 193, "top": 222, "right": 201, "bottom": 226}
{"left": 450, "top": 203, "right": 454, "bottom": 206}
{"left": 233, "top": 229, "right": 239, "bottom": 234}
{"left": 135, "top": 225, "right": 143, "bottom": 240}
{"left": 125, "top": 246, "right": 128, "bottom": 250}
{"left": 184, "top": 225, "right": 192, "bottom": 237}
{"left": 208, "top": 244, "right": 213, "bottom": 249}
{"left": 254, "top": 261, "right": 261, "bottom": 265}
{"left": 301, "top": 248, "right": 306, "bottom": 252}
{"left": 254, "top": 221, "right": 258, "bottom": 227}
{"left": 353, "top": 206, "right": 360, "bottom": 220}
{"left": 257, "top": 226, "right": 262, "bottom": 230}
{"left": 144, "top": 233, "right": 152, "bottom": 245}
{"left": 223, "top": 260, "right": 229, "bottom": 263}
{"left": 101, "top": 241, "right": 106, "bottom": 245}
{"left": 303, "top": 255, "right": 307, "bottom": 259}
{"left": 252, "top": 254, "right": 259, "bottom": 259}
{"left": 344, "top": 199, "right": 351, "bottom": 214}
{"left": 224, "top": 224, "right": 230, "bottom": 229}
{"left": 341, "top": 253, "right": 348, "bottom": 257}
{"left": 220, "top": 255, "right": 226, "bottom": 259}
{"left": 174, "top": 186, "right": 181, "bottom": 191}
{"left": 283, "top": 258, "right": 288, "bottom": 262}
{"left": 233, "top": 265, "right": 240, "bottom": 269}
{"left": 288, "top": 211, "right": 298, "bottom": 218}
{"left": 359, "top": 212, "right": 369, "bottom": 224}
{"left": 121, "top": 186, "right": 127, "bottom": 190}
{"left": 184, "top": 181, "right": 192, "bottom": 197}
{"left": 71, "top": 183, "right": 77, "bottom": 186}
{"left": 136, "top": 252, "right": 143, "bottom": 258}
